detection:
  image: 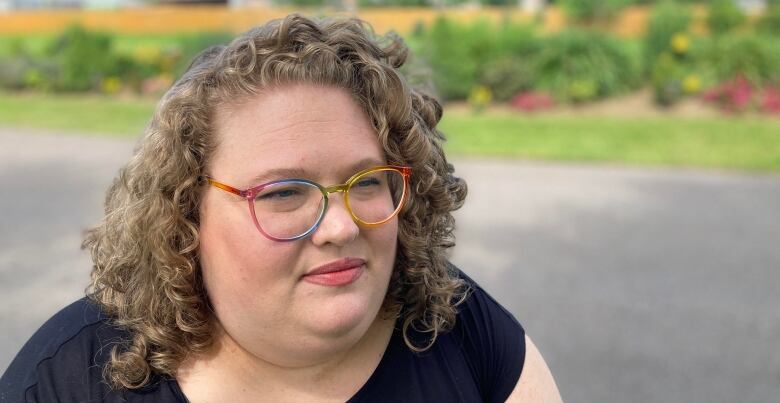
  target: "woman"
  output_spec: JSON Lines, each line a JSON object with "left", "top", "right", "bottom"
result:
{"left": 1, "top": 14, "right": 561, "bottom": 402}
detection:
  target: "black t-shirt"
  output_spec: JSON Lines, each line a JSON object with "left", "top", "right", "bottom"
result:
{"left": 1, "top": 270, "right": 525, "bottom": 402}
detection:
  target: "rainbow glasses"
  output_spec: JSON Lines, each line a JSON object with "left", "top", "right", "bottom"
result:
{"left": 206, "top": 165, "right": 411, "bottom": 241}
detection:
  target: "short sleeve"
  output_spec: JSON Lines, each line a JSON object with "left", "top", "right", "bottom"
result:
{"left": 0, "top": 298, "right": 184, "bottom": 402}
{"left": 453, "top": 267, "right": 526, "bottom": 403}
{"left": 0, "top": 298, "right": 105, "bottom": 402}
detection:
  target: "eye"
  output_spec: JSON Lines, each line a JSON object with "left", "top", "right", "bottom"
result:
{"left": 258, "top": 188, "right": 299, "bottom": 200}
{"left": 355, "top": 177, "right": 381, "bottom": 188}
{"left": 256, "top": 184, "right": 309, "bottom": 201}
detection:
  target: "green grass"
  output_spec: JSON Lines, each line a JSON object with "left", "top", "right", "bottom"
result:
{"left": 440, "top": 111, "right": 780, "bottom": 172}
{"left": 0, "top": 91, "right": 155, "bottom": 136}
{"left": 1, "top": 90, "right": 779, "bottom": 171}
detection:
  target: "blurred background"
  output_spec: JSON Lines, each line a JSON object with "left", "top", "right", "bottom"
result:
{"left": 0, "top": 0, "right": 779, "bottom": 402}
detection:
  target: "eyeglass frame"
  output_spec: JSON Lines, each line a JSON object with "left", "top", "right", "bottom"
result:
{"left": 204, "top": 165, "right": 412, "bottom": 242}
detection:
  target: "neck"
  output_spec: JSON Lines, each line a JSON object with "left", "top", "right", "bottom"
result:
{"left": 177, "top": 315, "right": 396, "bottom": 403}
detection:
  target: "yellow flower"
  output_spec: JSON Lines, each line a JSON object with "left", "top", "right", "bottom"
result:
{"left": 101, "top": 77, "right": 122, "bottom": 94}
{"left": 682, "top": 74, "right": 701, "bottom": 94}
{"left": 670, "top": 33, "right": 690, "bottom": 54}
{"left": 468, "top": 86, "right": 492, "bottom": 112}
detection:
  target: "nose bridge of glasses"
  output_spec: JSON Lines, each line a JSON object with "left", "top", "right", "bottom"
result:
{"left": 323, "top": 183, "right": 349, "bottom": 195}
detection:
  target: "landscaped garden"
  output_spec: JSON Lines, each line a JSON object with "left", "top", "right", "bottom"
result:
{"left": 1, "top": 1, "right": 779, "bottom": 171}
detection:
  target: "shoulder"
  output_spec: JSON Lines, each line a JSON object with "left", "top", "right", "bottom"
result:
{"left": 0, "top": 298, "right": 181, "bottom": 402}
{"left": 455, "top": 267, "right": 526, "bottom": 341}
{"left": 0, "top": 298, "right": 118, "bottom": 401}
{"left": 506, "top": 335, "right": 563, "bottom": 403}
{"left": 448, "top": 264, "right": 527, "bottom": 402}
{"left": 452, "top": 264, "right": 562, "bottom": 403}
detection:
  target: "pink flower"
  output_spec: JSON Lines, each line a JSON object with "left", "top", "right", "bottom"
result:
{"left": 701, "top": 75, "right": 754, "bottom": 113}
{"left": 761, "top": 87, "right": 780, "bottom": 115}
{"left": 510, "top": 91, "right": 555, "bottom": 112}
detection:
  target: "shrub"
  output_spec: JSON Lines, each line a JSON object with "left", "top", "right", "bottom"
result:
{"left": 510, "top": 91, "right": 555, "bottom": 112}
{"left": 706, "top": 0, "right": 746, "bottom": 36}
{"left": 762, "top": 87, "right": 780, "bottom": 114}
{"left": 479, "top": 23, "right": 540, "bottom": 101}
{"left": 48, "top": 25, "right": 117, "bottom": 91}
{"left": 757, "top": 6, "right": 780, "bottom": 36}
{"left": 0, "top": 58, "right": 32, "bottom": 90}
{"left": 420, "top": 17, "right": 478, "bottom": 100}
{"left": 651, "top": 53, "right": 683, "bottom": 106}
{"left": 699, "top": 76, "right": 780, "bottom": 115}
{"left": 702, "top": 75, "right": 754, "bottom": 113}
{"left": 480, "top": 56, "right": 537, "bottom": 102}
{"left": 535, "top": 30, "right": 639, "bottom": 102}
{"left": 419, "top": 18, "right": 539, "bottom": 101}
{"left": 705, "top": 34, "right": 780, "bottom": 86}
{"left": 0, "top": 38, "right": 60, "bottom": 92}
{"left": 493, "top": 21, "right": 540, "bottom": 59}
{"left": 468, "top": 86, "right": 492, "bottom": 112}
{"left": 643, "top": 1, "right": 693, "bottom": 76}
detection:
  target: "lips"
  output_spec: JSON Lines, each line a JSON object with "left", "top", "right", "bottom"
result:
{"left": 302, "top": 257, "right": 366, "bottom": 286}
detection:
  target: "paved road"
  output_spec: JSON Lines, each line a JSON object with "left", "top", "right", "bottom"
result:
{"left": 1, "top": 128, "right": 779, "bottom": 402}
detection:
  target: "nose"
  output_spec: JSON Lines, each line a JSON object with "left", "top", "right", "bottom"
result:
{"left": 310, "top": 195, "right": 359, "bottom": 246}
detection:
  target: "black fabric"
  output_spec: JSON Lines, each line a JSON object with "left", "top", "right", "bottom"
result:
{"left": 1, "top": 269, "right": 524, "bottom": 402}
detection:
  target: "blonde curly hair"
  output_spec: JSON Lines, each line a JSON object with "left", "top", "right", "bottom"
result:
{"left": 83, "top": 14, "right": 468, "bottom": 389}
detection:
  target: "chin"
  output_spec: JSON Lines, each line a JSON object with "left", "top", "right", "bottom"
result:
{"left": 304, "top": 292, "right": 381, "bottom": 339}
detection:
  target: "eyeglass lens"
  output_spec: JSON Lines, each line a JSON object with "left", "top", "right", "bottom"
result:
{"left": 252, "top": 169, "right": 405, "bottom": 239}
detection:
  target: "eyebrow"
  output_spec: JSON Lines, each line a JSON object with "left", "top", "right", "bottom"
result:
{"left": 248, "top": 157, "right": 386, "bottom": 186}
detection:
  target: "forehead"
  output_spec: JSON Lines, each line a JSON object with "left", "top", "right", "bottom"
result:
{"left": 210, "top": 84, "right": 385, "bottom": 184}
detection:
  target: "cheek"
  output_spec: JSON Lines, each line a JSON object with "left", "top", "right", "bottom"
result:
{"left": 198, "top": 195, "right": 275, "bottom": 298}
{"left": 371, "top": 220, "right": 399, "bottom": 268}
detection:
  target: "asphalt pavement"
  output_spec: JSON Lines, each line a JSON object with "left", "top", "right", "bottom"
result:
{"left": 1, "top": 127, "right": 779, "bottom": 402}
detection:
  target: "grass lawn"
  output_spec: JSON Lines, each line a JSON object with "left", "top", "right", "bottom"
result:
{"left": 1, "top": 91, "right": 779, "bottom": 172}
{"left": 439, "top": 111, "right": 780, "bottom": 172}
{"left": 0, "top": 91, "right": 155, "bottom": 136}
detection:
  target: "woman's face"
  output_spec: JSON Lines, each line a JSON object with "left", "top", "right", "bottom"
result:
{"left": 199, "top": 84, "right": 398, "bottom": 367}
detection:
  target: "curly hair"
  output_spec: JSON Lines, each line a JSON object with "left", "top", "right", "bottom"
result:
{"left": 83, "top": 14, "right": 468, "bottom": 389}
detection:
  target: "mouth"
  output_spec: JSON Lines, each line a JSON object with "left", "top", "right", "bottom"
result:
{"left": 302, "top": 257, "right": 366, "bottom": 286}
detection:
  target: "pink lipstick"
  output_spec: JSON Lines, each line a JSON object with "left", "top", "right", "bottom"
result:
{"left": 302, "top": 257, "right": 366, "bottom": 286}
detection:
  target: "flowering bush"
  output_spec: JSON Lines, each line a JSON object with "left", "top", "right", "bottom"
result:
{"left": 705, "top": 34, "right": 780, "bottom": 88}
{"left": 535, "top": 30, "right": 638, "bottom": 103}
{"left": 468, "top": 86, "right": 493, "bottom": 113}
{"left": 702, "top": 76, "right": 753, "bottom": 113}
{"left": 643, "top": 1, "right": 692, "bottom": 76}
{"left": 682, "top": 74, "right": 702, "bottom": 94}
{"left": 480, "top": 56, "right": 536, "bottom": 102}
{"left": 703, "top": 76, "right": 780, "bottom": 116}
{"left": 761, "top": 87, "right": 780, "bottom": 115}
{"left": 510, "top": 91, "right": 555, "bottom": 112}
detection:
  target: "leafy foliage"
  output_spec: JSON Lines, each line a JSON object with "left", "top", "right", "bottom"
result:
{"left": 534, "top": 30, "right": 639, "bottom": 102}
{"left": 480, "top": 56, "right": 537, "bottom": 102}
{"left": 757, "top": 5, "right": 780, "bottom": 36}
{"left": 643, "top": 1, "right": 693, "bottom": 76}
{"left": 419, "top": 18, "right": 539, "bottom": 101}
{"left": 48, "top": 25, "right": 117, "bottom": 91}
{"left": 706, "top": 0, "right": 746, "bottom": 36}
{"left": 705, "top": 34, "right": 780, "bottom": 86}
